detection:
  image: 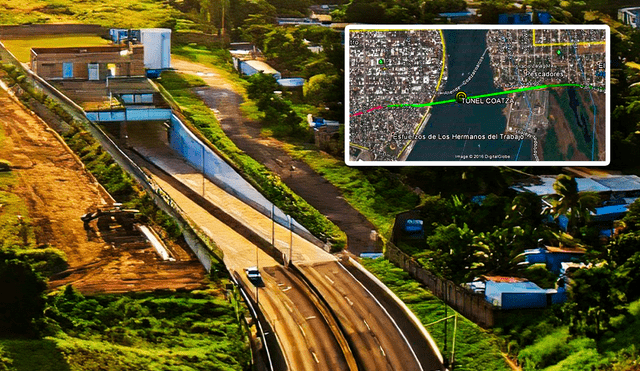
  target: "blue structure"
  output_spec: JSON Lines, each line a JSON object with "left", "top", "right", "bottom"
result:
{"left": 499, "top": 13, "right": 532, "bottom": 24}
{"left": 277, "top": 78, "right": 305, "bottom": 88}
{"left": 403, "top": 219, "right": 424, "bottom": 234}
{"left": 511, "top": 175, "right": 640, "bottom": 233}
{"left": 438, "top": 9, "right": 476, "bottom": 22}
{"left": 109, "top": 29, "right": 141, "bottom": 44}
{"left": 85, "top": 108, "right": 172, "bottom": 122}
{"left": 482, "top": 276, "right": 564, "bottom": 310}
{"left": 498, "top": 11, "right": 551, "bottom": 24}
{"left": 536, "top": 11, "right": 552, "bottom": 24}
{"left": 521, "top": 246, "right": 585, "bottom": 274}
{"left": 619, "top": 7, "right": 640, "bottom": 29}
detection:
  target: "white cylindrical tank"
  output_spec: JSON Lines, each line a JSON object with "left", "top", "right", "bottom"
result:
{"left": 140, "top": 28, "right": 171, "bottom": 70}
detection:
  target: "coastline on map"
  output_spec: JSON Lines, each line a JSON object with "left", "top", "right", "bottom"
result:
{"left": 398, "top": 111, "right": 431, "bottom": 161}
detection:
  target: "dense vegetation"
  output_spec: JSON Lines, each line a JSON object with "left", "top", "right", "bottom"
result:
{"left": 0, "top": 285, "right": 251, "bottom": 371}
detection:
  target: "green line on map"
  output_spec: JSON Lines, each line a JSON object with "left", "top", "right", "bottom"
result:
{"left": 386, "top": 83, "right": 605, "bottom": 109}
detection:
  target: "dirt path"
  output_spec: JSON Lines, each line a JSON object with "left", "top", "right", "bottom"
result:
{"left": 172, "top": 57, "right": 378, "bottom": 254}
{"left": 0, "top": 87, "right": 206, "bottom": 294}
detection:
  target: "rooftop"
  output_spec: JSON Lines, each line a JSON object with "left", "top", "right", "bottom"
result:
{"left": 511, "top": 175, "right": 640, "bottom": 196}
{"left": 244, "top": 60, "right": 279, "bottom": 75}
{"left": 481, "top": 276, "right": 528, "bottom": 283}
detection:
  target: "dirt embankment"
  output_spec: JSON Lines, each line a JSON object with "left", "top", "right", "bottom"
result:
{"left": 0, "top": 88, "right": 206, "bottom": 294}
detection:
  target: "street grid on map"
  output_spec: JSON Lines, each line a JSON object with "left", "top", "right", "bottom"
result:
{"left": 347, "top": 27, "right": 607, "bottom": 164}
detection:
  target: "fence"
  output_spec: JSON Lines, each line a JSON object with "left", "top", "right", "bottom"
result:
{"left": 385, "top": 242, "right": 495, "bottom": 328}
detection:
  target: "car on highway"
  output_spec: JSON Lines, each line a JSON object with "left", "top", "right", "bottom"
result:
{"left": 245, "top": 266, "right": 262, "bottom": 284}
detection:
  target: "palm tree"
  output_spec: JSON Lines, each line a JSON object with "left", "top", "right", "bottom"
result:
{"left": 550, "top": 174, "right": 600, "bottom": 235}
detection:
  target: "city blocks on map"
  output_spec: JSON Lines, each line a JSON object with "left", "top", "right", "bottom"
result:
{"left": 346, "top": 26, "right": 609, "bottom": 165}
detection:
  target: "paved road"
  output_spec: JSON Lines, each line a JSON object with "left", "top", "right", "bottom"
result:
{"left": 171, "top": 57, "right": 380, "bottom": 255}
{"left": 123, "top": 124, "right": 349, "bottom": 370}
{"left": 302, "top": 261, "right": 427, "bottom": 371}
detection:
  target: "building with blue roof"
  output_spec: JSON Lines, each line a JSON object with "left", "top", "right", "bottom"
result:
{"left": 438, "top": 9, "right": 476, "bottom": 22}
{"left": 478, "top": 276, "right": 566, "bottom": 309}
{"left": 511, "top": 175, "right": 640, "bottom": 234}
{"left": 520, "top": 246, "right": 586, "bottom": 274}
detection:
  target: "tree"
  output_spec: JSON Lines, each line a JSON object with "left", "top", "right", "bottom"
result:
{"left": 0, "top": 250, "right": 47, "bottom": 335}
{"left": 506, "top": 192, "right": 543, "bottom": 229}
{"left": 246, "top": 72, "right": 279, "bottom": 110}
{"left": 622, "top": 198, "right": 640, "bottom": 231}
{"left": 303, "top": 74, "right": 339, "bottom": 105}
{"left": 426, "top": 223, "right": 476, "bottom": 283}
{"left": 569, "top": 265, "right": 626, "bottom": 337}
{"left": 471, "top": 227, "right": 527, "bottom": 277}
{"left": 550, "top": 174, "right": 600, "bottom": 235}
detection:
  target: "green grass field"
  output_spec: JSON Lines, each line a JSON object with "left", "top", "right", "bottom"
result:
{"left": 0, "top": 0, "right": 174, "bottom": 29}
{"left": 1, "top": 35, "right": 112, "bottom": 63}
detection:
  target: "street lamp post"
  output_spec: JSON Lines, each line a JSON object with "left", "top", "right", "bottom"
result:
{"left": 201, "top": 144, "right": 206, "bottom": 197}
{"left": 271, "top": 203, "right": 275, "bottom": 247}
{"left": 288, "top": 215, "right": 293, "bottom": 265}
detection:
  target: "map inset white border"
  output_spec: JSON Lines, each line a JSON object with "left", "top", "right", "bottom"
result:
{"left": 344, "top": 24, "right": 610, "bottom": 166}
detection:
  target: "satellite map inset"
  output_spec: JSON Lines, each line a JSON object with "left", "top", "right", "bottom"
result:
{"left": 346, "top": 25, "right": 609, "bottom": 166}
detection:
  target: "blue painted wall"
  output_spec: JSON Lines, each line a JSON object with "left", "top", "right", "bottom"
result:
{"left": 168, "top": 114, "right": 316, "bottom": 242}
{"left": 86, "top": 108, "right": 171, "bottom": 122}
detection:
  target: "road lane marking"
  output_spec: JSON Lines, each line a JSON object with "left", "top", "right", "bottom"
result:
{"left": 380, "top": 346, "right": 386, "bottom": 357}
{"left": 324, "top": 274, "right": 335, "bottom": 285}
{"left": 298, "top": 324, "right": 306, "bottom": 338}
{"left": 312, "top": 351, "right": 320, "bottom": 364}
{"left": 306, "top": 316, "right": 316, "bottom": 320}
{"left": 283, "top": 301, "right": 293, "bottom": 313}
{"left": 345, "top": 296, "right": 354, "bottom": 306}
{"left": 363, "top": 319, "right": 371, "bottom": 331}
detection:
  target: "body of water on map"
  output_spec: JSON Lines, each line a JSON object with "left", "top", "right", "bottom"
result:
{"left": 407, "top": 29, "right": 532, "bottom": 162}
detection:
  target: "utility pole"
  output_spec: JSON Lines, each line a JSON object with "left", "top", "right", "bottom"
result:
{"left": 288, "top": 215, "right": 293, "bottom": 265}
{"left": 443, "top": 283, "right": 449, "bottom": 369}
{"left": 254, "top": 241, "right": 260, "bottom": 306}
{"left": 220, "top": 0, "right": 225, "bottom": 37}
{"left": 202, "top": 144, "right": 206, "bottom": 197}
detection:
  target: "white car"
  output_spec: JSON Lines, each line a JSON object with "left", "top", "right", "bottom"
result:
{"left": 245, "top": 266, "right": 262, "bottom": 283}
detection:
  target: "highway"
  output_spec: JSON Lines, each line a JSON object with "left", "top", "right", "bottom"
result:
{"left": 122, "top": 132, "right": 350, "bottom": 370}
{"left": 302, "top": 261, "right": 430, "bottom": 371}
{"left": 118, "top": 94, "right": 443, "bottom": 370}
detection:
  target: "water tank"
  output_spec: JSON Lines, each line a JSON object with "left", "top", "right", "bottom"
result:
{"left": 140, "top": 28, "right": 171, "bottom": 70}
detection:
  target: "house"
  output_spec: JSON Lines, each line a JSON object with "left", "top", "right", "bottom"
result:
{"left": 473, "top": 276, "right": 566, "bottom": 310}
{"left": 234, "top": 59, "right": 281, "bottom": 80}
{"left": 30, "top": 44, "right": 145, "bottom": 81}
{"left": 520, "top": 246, "right": 586, "bottom": 274}
{"left": 511, "top": 175, "right": 640, "bottom": 234}
{"left": 498, "top": 11, "right": 552, "bottom": 24}
{"left": 499, "top": 13, "right": 532, "bottom": 24}
{"left": 438, "top": 9, "right": 477, "bottom": 23}
{"left": 619, "top": 7, "right": 640, "bottom": 28}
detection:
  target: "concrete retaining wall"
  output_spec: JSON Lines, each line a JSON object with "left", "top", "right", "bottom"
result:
{"left": 168, "top": 113, "right": 325, "bottom": 248}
